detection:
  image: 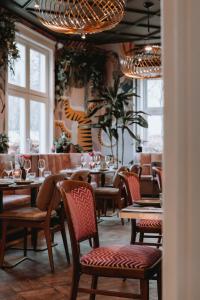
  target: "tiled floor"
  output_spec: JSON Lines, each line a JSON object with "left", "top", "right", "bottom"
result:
{"left": 0, "top": 216, "right": 159, "bottom": 300}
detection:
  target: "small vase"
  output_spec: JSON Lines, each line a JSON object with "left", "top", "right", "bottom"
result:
{"left": 21, "top": 167, "right": 26, "bottom": 180}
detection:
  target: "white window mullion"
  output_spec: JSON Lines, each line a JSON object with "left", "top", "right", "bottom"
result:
{"left": 7, "top": 25, "right": 54, "bottom": 154}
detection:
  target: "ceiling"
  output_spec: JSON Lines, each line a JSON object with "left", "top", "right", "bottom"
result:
{"left": 0, "top": 0, "right": 161, "bottom": 45}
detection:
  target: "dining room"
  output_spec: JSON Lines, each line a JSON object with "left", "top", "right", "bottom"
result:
{"left": 0, "top": 0, "right": 200, "bottom": 299}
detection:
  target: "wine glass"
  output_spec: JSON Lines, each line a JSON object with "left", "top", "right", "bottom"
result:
{"left": 105, "top": 155, "right": 110, "bottom": 168}
{"left": 24, "top": 159, "right": 31, "bottom": 179}
{"left": 38, "top": 159, "right": 45, "bottom": 177}
{"left": 80, "top": 155, "right": 87, "bottom": 168}
{"left": 4, "top": 161, "right": 14, "bottom": 178}
{"left": 94, "top": 154, "right": 101, "bottom": 169}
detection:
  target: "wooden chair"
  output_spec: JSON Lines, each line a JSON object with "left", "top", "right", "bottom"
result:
{"left": 94, "top": 166, "right": 128, "bottom": 218}
{"left": 130, "top": 164, "right": 142, "bottom": 180}
{"left": 70, "top": 170, "right": 91, "bottom": 183}
{"left": 58, "top": 180, "right": 162, "bottom": 300}
{"left": 152, "top": 167, "right": 163, "bottom": 192}
{"left": 0, "top": 174, "right": 70, "bottom": 272}
{"left": 119, "top": 171, "right": 162, "bottom": 247}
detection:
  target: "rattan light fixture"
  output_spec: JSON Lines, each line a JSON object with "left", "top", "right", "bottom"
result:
{"left": 120, "top": 1, "right": 162, "bottom": 79}
{"left": 34, "top": 0, "right": 125, "bottom": 37}
{"left": 120, "top": 45, "right": 162, "bottom": 79}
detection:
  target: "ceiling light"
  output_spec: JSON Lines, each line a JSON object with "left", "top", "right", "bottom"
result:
{"left": 34, "top": 0, "right": 126, "bottom": 36}
{"left": 120, "top": 46, "right": 162, "bottom": 79}
{"left": 120, "top": 1, "right": 161, "bottom": 79}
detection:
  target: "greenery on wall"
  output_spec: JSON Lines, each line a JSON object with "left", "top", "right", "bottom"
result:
{"left": 55, "top": 45, "right": 109, "bottom": 104}
{"left": 0, "top": 11, "right": 19, "bottom": 72}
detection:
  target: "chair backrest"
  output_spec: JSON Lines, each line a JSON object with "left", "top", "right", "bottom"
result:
{"left": 112, "top": 166, "right": 129, "bottom": 188}
{"left": 119, "top": 171, "right": 141, "bottom": 204}
{"left": 153, "top": 167, "right": 163, "bottom": 192}
{"left": 70, "top": 170, "right": 90, "bottom": 182}
{"left": 36, "top": 174, "right": 66, "bottom": 211}
{"left": 58, "top": 180, "right": 99, "bottom": 247}
{"left": 129, "top": 164, "right": 142, "bottom": 180}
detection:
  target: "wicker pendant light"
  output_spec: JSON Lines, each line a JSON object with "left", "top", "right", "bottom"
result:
{"left": 120, "top": 1, "right": 162, "bottom": 79}
{"left": 120, "top": 45, "right": 162, "bottom": 79}
{"left": 34, "top": 0, "right": 125, "bottom": 37}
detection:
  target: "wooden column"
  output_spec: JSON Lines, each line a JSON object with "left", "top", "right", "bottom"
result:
{"left": 163, "top": 0, "right": 200, "bottom": 299}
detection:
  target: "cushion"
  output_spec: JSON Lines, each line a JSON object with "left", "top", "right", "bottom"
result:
{"left": 94, "top": 187, "right": 119, "bottom": 196}
{"left": 66, "top": 186, "right": 97, "bottom": 241}
{"left": 0, "top": 207, "right": 56, "bottom": 221}
{"left": 137, "top": 219, "right": 162, "bottom": 231}
{"left": 81, "top": 245, "right": 161, "bottom": 270}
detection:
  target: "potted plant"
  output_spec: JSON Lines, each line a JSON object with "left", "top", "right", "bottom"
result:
{"left": 87, "top": 75, "right": 148, "bottom": 165}
{"left": 0, "top": 133, "right": 9, "bottom": 153}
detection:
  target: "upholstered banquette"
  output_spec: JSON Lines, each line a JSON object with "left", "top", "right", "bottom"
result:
{"left": 0, "top": 153, "right": 91, "bottom": 211}
{"left": 135, "top": 153, "right": 162, "bottom": 196}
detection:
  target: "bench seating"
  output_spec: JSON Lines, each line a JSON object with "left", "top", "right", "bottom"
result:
{"left": 0, "top": 153, "right": 91, "bottom": 211}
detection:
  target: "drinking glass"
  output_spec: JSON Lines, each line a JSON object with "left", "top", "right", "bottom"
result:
{"left": 43, "top": 170, "right": 52, "bottom": 178}
{"left": 24, "top": 159, "right": 31, "bottom": 178}
{"left": 4, "top": 161, "right": 14, "bottom": 178}
{"left": 13, "top": 168, "right": 22, "bottom": 180}
{"left": 38, "top": 159, "right": 45, "bottom": 177}
{"left": 28, "top": 172, "right": 36, "bottom": 180}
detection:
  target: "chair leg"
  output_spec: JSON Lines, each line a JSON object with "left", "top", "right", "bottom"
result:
{"left": 157, "top": 267, "right": 162, "bottom": 300}
{"left": 140, "top": 279, "right": 149, "bottom": 300}
{"left": 70, "top": 271, "right": 80, "bottom": 300}
{"left": 60, "top": 223, "right": 70, "bottom": 264}
{"left": 44, "top": 227, "right": 54, "bottom": 273}
{"left": 0, "top": 221, "right": 7, "bottom": 268}
{"left": 31, "top": 228, "right": 38, "bottom": 251}
{"left": 157, "top": 235, "right": 162, "bottom": 248}
{"left": 90, "top": 275, "right": 98, "bottom": 300}
{"left": 130, "top": 219, "right": 137, "bottom": 244}
{"left": 139, "top": 232, "right": 144, "bottom": 243}
{"left": 23, "top": 227, "right": 28, "bottom": 257}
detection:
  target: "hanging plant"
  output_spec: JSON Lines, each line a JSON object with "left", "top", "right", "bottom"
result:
{"left": 0, "top": 10, "right": 19, "bottom": 72}
{"left": 55, "top": 45, "right": 108, "bottom": 105}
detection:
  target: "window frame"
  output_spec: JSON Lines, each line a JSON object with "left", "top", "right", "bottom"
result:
{"left": 137, "top": 78, "right": 163, "bottom": 152}
{"left": 6, "top": 23, "right": 55, "bottom": 153}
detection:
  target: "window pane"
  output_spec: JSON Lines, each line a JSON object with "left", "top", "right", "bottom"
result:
{"left": 144, "top": 115, "right": 163, "bottom": 152}
{"left": 30, "top": 101, "right": 46, "bottom": 153}
{"left": 147, "top": 79, "right": 163, "bottom": 108}
{"left": 30, "top": 49, "right": 46, "bottom": 93}
{"left": 8, "top": 95, "right": 25, "bottom": 153}
{"left": 8, "top": 43, "right": 26, "bottom": 87}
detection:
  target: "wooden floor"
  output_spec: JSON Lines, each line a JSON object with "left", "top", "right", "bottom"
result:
{"left": 0, "top": 216, "right": 159, "bottom": 300}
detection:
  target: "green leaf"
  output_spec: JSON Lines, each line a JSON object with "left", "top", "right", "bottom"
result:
{"left": 124, "top": 126, "right": 141, "bottom": 141}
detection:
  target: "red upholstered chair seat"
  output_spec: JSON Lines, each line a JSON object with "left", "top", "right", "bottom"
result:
{"left": 137, "top": 220, "right": 162, "bottom": 231}
{"left": 81, "top": 244, "right": 161, "bottom": 270}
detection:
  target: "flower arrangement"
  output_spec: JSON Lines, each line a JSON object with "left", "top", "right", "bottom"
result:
{"left": 0, "top": 10, "right": 19, "bottom": 72}
{"left": 0, "top": 133, "right": 9, "bottom": 153}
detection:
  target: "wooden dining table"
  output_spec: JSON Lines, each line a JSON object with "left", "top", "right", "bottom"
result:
{"left": 0, "top": 180, "right": 43, "bottom": 239}
{"left": 0, "top": 180, "right": 43, "bottom": 212}
{"left": 60, "top": 167, "right": 116, "bottom": 187}
{"left": 119, "top": 205, "right": 163, "bottom": 245}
